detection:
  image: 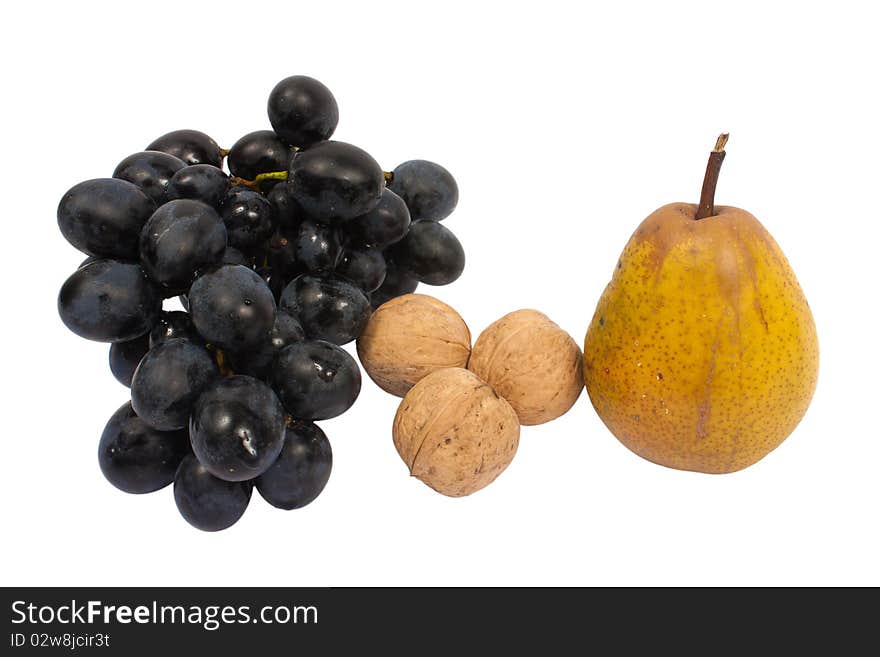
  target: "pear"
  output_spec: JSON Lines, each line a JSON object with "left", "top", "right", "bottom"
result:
{"left": 583, "top": 135, "right": 818, "bottom": 474}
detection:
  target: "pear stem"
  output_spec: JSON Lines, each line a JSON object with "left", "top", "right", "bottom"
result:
{"left": 695, "top": 133, "right": 729, "bottom": 220}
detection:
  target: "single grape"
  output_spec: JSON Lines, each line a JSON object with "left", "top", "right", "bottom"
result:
{"left": 266, "top": 230, "right": 298, "bottom": 281}
{"left": 220, "top": 188, "right": 276, "bottom": 249}
{"left": 189, "top": 375, "right": 286, "bottom": 482}
{"left": 227, "top": 311, "right": 304, "bottom": 379}
{"left": 280, "top": 274, "right": 371, "bottom": 345}
{"left": 130, "top": 339, "right": 219, "bottom": 431}
{"left": 269, "top": 311, "right": 306, "bottom": 351}
{"left": 99, "top": 402, "right": 190, "bottom": 494}
{"left": 166, "top": 164, "right": 230, "bottom": 208}
{"left": 220, "top": 246, "right": 252, "bottom": 267}
{"left": 256, "top": 420, "right": 332, "bottom": 510}
{"left": 58, "top": 259, "right": 161, "bottom": 342}
{"left": 369, "top": 259, "right": 419, "bottom": 308}
{"left": 139, "top": 199, "right": 227, "bottom": 291}
{"left": 227, "top": 130, "right": 293, "bottom": 181}
{"left": 267, "top": 75, "right": 339, "bottom": 148}
{"left": 390, "top": 160, "right": 459, "bottom": 221}
{"left": 345, "top": 188, "right": 410, "bottom": 249}
{"left": 293, "top": 220, "right": 341, "bottom": 273}
{"left": 271, "top": 340, "right": 361, "bottom": 420}
{"left": 147, "top": 129, "right": 222, "bottom": 167}
{"left": 255, "top": 265, "right": 285, "bottom": 303}
{"left": 58, "top": 178, "right": 156, "bottom": 259}
{"left": 266, "top": 183, "right": 303, "bottom": 233}
{"left": 189, "top": 264, "right": 277, "bottom": 351}
{"left": 113, "top": 151, "right": 186, "bottom": 205}
{"left": 149, "top": 310, "right": 201, "bottom": 347}
{"left": 388, "top": 220, "right": 465, "bottom": 285}
{"left": 79, "top": 255, "right": 101, "bottom": 269}
{"left": 336, "top": 247, "right": 387, "bottom": 293}
{"left": 178, "top": 247, "right": 251, "bottom": 297}
{"left": 288, "top": 141, "right": 384, "bottom": 221}
{"left": 108, "top": 333, "right": 150, "bottom": 387}
{"left": 174, "top": 454, "right": 252, "bottom": 532}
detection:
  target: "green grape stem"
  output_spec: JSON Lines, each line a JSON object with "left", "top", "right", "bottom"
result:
{"left": 229, "top": 170, "right": 289, "bottom": 191}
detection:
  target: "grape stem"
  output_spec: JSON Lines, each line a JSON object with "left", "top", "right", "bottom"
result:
{"left": 219, "top": 148, "right": 231, "bottom": 158}
{"left": 229, "top": 170, "right": 289, "bottom": 190}
{"left": 208, "top": 346, "right": 235, "bottom": 377}
{"left": 231, "top": 168, "right": 394, "bottom": 191}
{"left": 695, "top": 133, "right": 729, "bottom": 220}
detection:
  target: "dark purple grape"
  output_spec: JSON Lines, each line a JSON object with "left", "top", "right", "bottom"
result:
{"left": 149, "top": 311, "right": 201, "bottom": 347}
{"left": 390, "top": 160, "right": 459, "bottom": 221}
{"left": 267, "top": 75, "right": 339, "bottom": 148}
{"left": 271, "top": 340, "right": 361, "bottom": 420}
{"left": 288, "top": 141, "right": 384, "bottom": 222}
{"left": 370, "top": 260, "right": 419, "bottom": 308}
{"left": 113, "top": 151, "right": 186, "bottom": 205}
{"left": 99, "top": 402, "right": 190, "bottom": 494}
{"left": 189, "top": 376, "right": 286, "bottom": 482}
{"left": 220, "top": 188, "right": 276, "bottom": 249}
{"left": 130, "top": 339, "right": 219, "bottom": 431}
{"left": 227, "top": 130, "right": 292, "bottom": 181}
{"left": 266, "top": 230, "right": 298, "bottom": 281}
{"left": 174, "top": 247, "right": 250, "bottom": 303}
{"left": 147, "top": 129, "right": 222, "bottom": 167}
{"left": 58, "top": 259, "right": 161, "bottom": 342}
{"left": 139, "top": 199, "right": 227, "bottom": 291}
{"left": 78, "top": 255, "right": 102, "bottom": 269}
{"left": 266, "top": 183, "right": 303, "bottom": 233}
{"left": 256, "top": 265, "right": 285, "bottom": 303}
{"left": 220, "top": 246, "right": 252, "bottom": 267}
{"left": 176, "top": 248, "right": 251, "bottom": 303}
{"left": 256, "top": 420, "right": 332, "bottom": 510}
{"left": 174, "top": 454, "right": 252, "bottom": 532}
{"left": 293, "top": 220, "right": 341, "bottom": 273}
{"left": 166, "top": 164, "right": 230, "bottom": 208}
{"left": 280, "top": 274, "right": 371, "bottom": 345}
{"left": 388, "top": 220, "right": 465, "bottom": 285}
{"left": 345, "top": 188, "right": 410, "bottom": 249}
{"left": 58, "top": 178, "right": 156, "bottom": 259}
{"left": 108, "top": 333, "right": 150, "bottom": 387}
{"left": 189, "top": 264, "right": 277, "bottom": 351}
{"left": 336, "top": 247, "right": 386, "bottom": 293}
{"left": 227, "top": 311, "right": 304, "bottom": 379}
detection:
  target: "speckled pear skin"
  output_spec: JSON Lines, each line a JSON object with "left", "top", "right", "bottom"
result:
{"left": 583, "top": 203, "right": 819, "bottom": 474}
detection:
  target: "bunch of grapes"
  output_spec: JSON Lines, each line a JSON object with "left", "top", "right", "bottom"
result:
{"left": 56, "top": 75, "right": 464, "bottom": 531}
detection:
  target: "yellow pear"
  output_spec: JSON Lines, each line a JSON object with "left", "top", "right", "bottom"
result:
{"left": 583, "top": 135, "right": 818, "bottom": 474}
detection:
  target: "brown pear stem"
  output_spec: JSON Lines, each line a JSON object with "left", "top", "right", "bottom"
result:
{"left": 695, "top": 133, "right": 729, "bottom": 220}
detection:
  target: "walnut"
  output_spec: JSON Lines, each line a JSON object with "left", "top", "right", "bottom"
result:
{"left": 392, "top": 368, "right": 519, "bottom": 497}
{"left": 468, "top": 309, "right": 583, "bottom": 425}
{"left": 357, "top": 294, "right": 471, "bottom": 397}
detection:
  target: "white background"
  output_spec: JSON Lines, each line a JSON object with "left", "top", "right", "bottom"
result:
{"left": 2, "top": 1, "right": 877, "bottom": 586}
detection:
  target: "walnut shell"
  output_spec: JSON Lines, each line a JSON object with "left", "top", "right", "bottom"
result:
{"left": 357, "top": 294, "right": 471, "bottom": 397}
{"left": 468, "top": 309, "right": 583, "bottom": 425}
{"left": 393, "top": 368, "right": 520, "bottom": 497}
